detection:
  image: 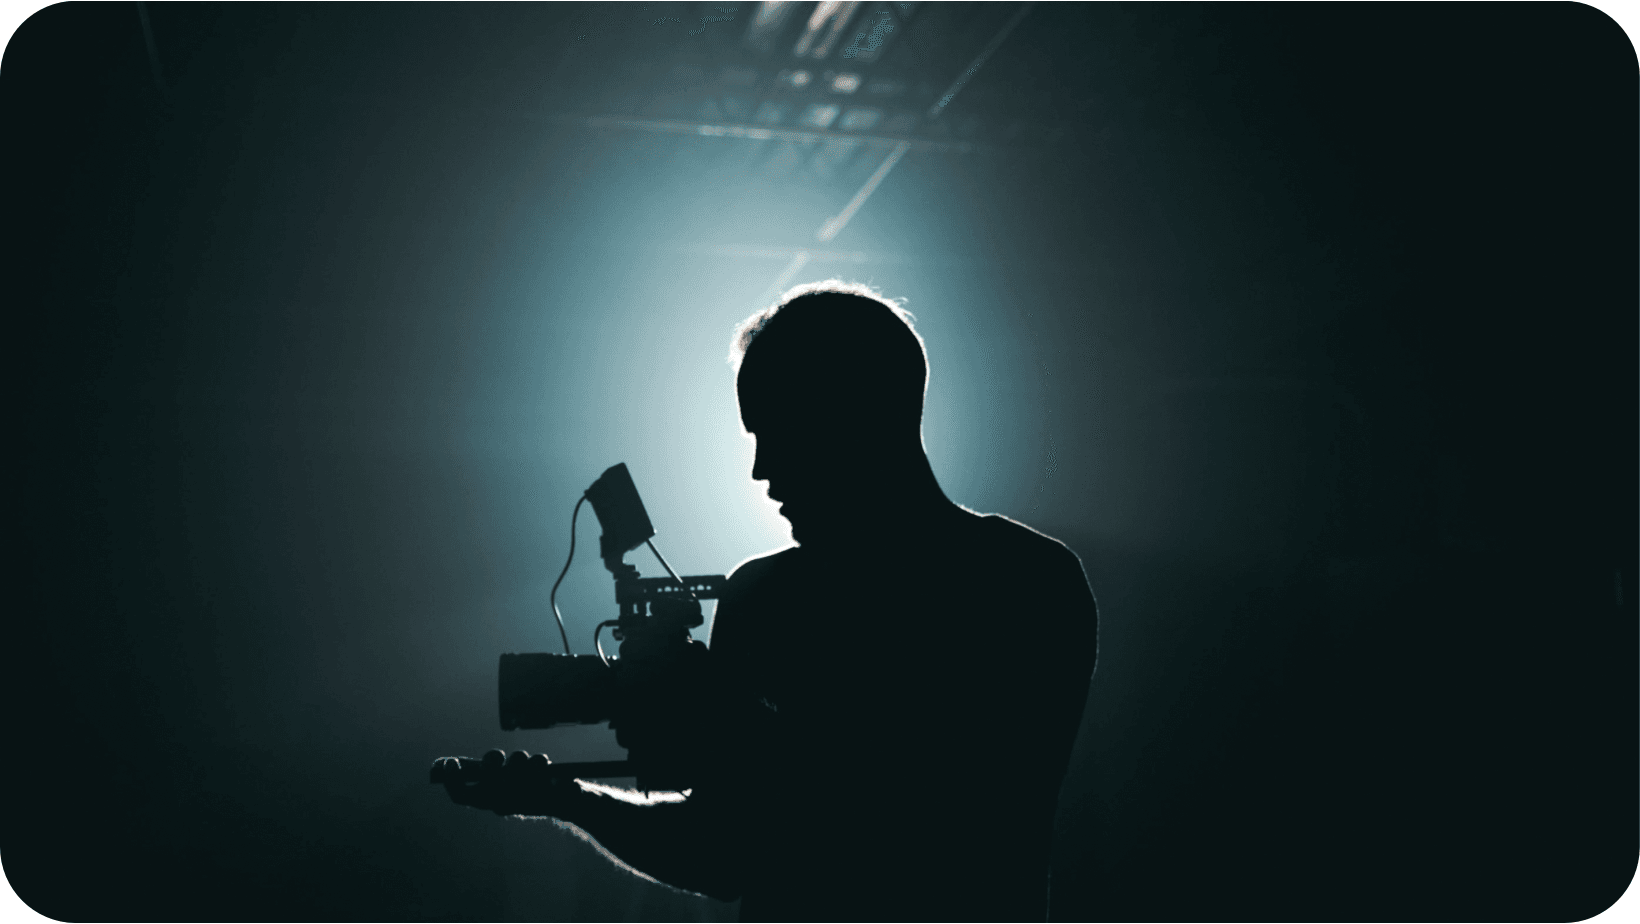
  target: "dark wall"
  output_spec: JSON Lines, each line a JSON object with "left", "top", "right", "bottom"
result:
{"left": 6, "top": 4, "right": 1634, "bottom": 921}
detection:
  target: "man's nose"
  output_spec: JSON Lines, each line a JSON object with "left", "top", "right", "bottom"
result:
{"left": 751, "top": 439, "right": 770, "bottom": 483}
{"left": 751, "top": 436, "right": 789, "bottom": 487}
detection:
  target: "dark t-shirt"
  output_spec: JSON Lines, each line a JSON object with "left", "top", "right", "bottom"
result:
{"left": 700, "top": 505, "right": 1098, "bottom": 921}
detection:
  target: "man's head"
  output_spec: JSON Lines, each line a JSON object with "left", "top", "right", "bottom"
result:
{"left": 730, "top": 281, "right": 932, "bottom": 542}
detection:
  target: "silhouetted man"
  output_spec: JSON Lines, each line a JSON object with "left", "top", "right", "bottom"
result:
{"left": 445, "top": 282, "right": 1098, "bottom": 921}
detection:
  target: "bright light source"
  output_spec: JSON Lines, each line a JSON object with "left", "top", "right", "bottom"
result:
{"left": 831, "top": 73, "right": 861, "bottom": 94}
{"left": 799, "top": 103, "right": 841, "bottom": 129}
{"left": 776, "top": 69, "right": 811, "bottom": 89}
{"left": 743, "top": 1, "right": 797, "bottom": 53}
{"left": 793, "top": 0, "right": 860, "bottom": 59}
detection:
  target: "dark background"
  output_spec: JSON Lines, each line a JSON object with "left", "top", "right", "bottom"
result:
{"left": 5, "top": 3, "right": 1635, "bottom": 920}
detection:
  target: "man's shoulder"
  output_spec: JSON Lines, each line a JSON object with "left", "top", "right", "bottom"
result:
{"left": 967, "top": 511, "right": 1087, "bottom": 574}
{"left": 967, "top": 513, "right": 1097, "bottom": 668}
{"left": 709, "top": 547, "right": 798, "bottom": 651}
{"left": 715, "top": 511, "right": 1090, "bottom": 595}
{"left": 722, "top": 545, "right": 799, "bottom": 599}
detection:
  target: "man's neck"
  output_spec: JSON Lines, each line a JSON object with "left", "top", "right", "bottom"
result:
{"left": 797, "top": 451, "right": 962, "bottom": 554}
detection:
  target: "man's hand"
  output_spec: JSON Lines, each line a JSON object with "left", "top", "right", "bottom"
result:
{"left": 435, "top": 749, "right": 578, "bottom": 817}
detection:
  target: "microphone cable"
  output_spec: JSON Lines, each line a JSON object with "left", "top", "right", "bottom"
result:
{"left": 548, "top": 495, "right": 586, "bottom": 655}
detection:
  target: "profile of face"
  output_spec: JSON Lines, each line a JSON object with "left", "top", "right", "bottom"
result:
{"left": 746, "top": 415, "right": 870, "bottom": 545}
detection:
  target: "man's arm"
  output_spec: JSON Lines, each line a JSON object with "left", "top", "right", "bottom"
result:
{"left": 438, "top": 750, "right": 744, "bottom": 901}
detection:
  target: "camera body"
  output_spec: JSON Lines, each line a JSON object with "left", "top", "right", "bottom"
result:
{"left": 494, "top": 464, "right": 725, "bottom": 790}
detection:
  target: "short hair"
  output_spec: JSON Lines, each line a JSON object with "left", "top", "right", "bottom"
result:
{"left": 731, "top": 280, "right": 928, "bottom": 435}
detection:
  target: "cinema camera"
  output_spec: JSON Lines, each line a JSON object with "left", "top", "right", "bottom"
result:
{"left": 431, "top": 463, "right": 724, "bottom": 792}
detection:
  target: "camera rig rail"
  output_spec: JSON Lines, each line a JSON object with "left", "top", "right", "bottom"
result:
{"left": 617, "top": 573, "right": 725, "bottom": 606}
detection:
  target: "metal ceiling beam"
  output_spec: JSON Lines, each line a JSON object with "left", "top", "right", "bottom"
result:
{"left": 569, "top": 114, "right": 977, "bottom": 154}
{"left": 927, "top": 2, "right": 1034, "bottom": 121}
